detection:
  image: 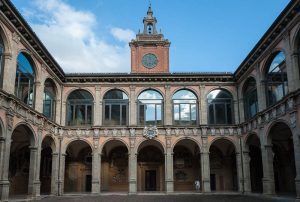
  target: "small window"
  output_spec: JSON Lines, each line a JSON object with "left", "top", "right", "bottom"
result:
{"left": 138, "top": 90, "right": 163, "bottom": 126}
{"left": 207, "top": 89, "right": 233, "bottom": 125}
{"left": 67, "top": 90, "right": 93, "bottom": 126}
{"left": 172, "top": 89, "right": 198, "bottom": 125}
{"left": 103, "top": 90, "right": 128, "bottom": 126}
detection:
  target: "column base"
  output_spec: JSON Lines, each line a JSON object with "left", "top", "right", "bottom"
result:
{"left": 92, "top": 181, "right": 100, "bottom": 194}
{"left": 0, "top": 180, "right": 10, "bottom": 202}
{"left": 165, "top": 180, "right": 174, "bottom": 193}
{"left": 129, "top": 181, "right": 137, "bottom": 194}
{"left": 295, "top": 178, "right": 300, "bottom": 199}
{"left": 262, "top": 178, "right": 275, "bottom": 196}
{"left": 202, "top": 180, "right": 211, "bottom": 193}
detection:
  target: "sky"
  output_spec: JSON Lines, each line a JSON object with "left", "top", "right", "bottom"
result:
{"left": 11, "top": 0, "right": 290, "bottom": 73}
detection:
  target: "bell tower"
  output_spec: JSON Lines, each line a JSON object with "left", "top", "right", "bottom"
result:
{"left": 130, "top": 5, "right": 171, "bottom": 73}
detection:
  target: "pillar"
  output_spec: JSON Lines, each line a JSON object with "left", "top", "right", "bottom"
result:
{"left": 164, "top": 85, "right": 172, "bottom": 126}
{"left": 128, "top": 137, "right": 137, "bottom": 194}
{"left": 200, "top": 85, "right": 207, "bottom": 124}
{"left": 242, "top": 150, "right": 251, "bottom": 193}
{"left": 292, "top": 109, "right": 300, "bottom": 199}
{"left": 58, "top": 153, "right": 66, "bottom": 195}
{"left": 129, "top": 86, "right": 137, "bottom": 126}
{"left": 261, "top": 144, "right": 275, "bottom": 195}
{"left": 28, "top": 146, "right": 41, "bottom": 198}
{"left": 35, "top": 81, "right": 43, "bottom": 113}
{"left": 165, "top": 145, "right": 173, "bottom": 193}
{"left": 51, "top": 152, "right": 59, "bottom": 195}
{"left": 255, "top": 64, "right": 267, "bottom": 111}
{"left": 0, "top": 127, "right": 12, "bottom": 201}
{"left": 290, "top": 52, "right": 300, "bottom": 90}
{"left": 201, "top": 136, "right": 210, "bottom": 192}
{"left": 236, "top": 152, "right": 244, "bottom": 192}
{"left": 92, "top": 151, "right": 101, "bottom": 194}
{"left": 94, "top": 86, "right": 101, "bottom": 126}
{"left": 2, "top": 52, "right": 15, "bottom": 94}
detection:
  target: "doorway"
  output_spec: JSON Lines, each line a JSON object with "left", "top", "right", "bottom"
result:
{"left": 145, "top": 170, "right": 156, "bottom": 191}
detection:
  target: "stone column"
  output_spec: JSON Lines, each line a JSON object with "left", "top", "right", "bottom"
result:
{"left": 200, "top": 85, "right": 207, "bottom": 124}
{"left": 261, "top": 144, "right": 275, "bottom": 195}
{"left": 92, "top": 151, "right": 101, "bottom": 194}
{"left": 129, "top": 86, "right": 137, "bottom": 126}
{"left": 201, "top": 136, "right": 211, "bottom": 192}
{"left": 58, "top": 153, "right": 66, "bottom": 195}
{"left": 0, "top": 115, "right": 13, "bottom": 201}
{"left": 51, "top": 152, "right": 59, "bottom": 195}
{"left": 28, "top": 146, "right": 40, "bottom": 198}
{"left": 292, "top": 110, "right": 300, "bottom": 199}
{"left": 35, "top": 81, "right": 44, "bottom": 113}
{"left": 164, "top": 85, "right": 172, "bottom": 126}
{"left": 290, "top": 52, "right": 300, "bottom": 90}
{"left": 2, "top": 52, "right": 14, "bottom": 94}
{"left": 255, "top": 64, "right": 266, "bottom": 111}
{"left": 242, "top": 150, "right": 251, "bottom": 193}
{"left": 165, "top": 135, "right": 173, "bottom": 193}
{"left": 128, "top": 135, "right": 137, "bottom": 193}
{"left": 55, "top": 99, "right": 61, "bottom": 124}
{"left": 236, "top": 152, "right": 244, "bottom": 193}
{"left": 94, "top": 86, "right": 101, "bottom": 126}
{"left": 61, "top": 101, "right": 67, "bottom": 126}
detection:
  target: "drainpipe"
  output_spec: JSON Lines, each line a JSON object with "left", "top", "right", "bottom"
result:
{"left": 236, "top": 84, "right": 245, "bottom": 194}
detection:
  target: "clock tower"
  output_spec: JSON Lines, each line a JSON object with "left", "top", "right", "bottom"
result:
{"left": 130, "top": 5, "right": 171, "bottom": 73}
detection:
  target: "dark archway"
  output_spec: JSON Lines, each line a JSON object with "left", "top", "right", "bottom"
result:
{"left": 209, "top": 139, "right": 238, "bottom": 191}
{"left": 173, "top": 139, "right": 200, "bottom": 191}
{"left": 64, "top": 140, "right": 92, "bottom": 193}
{"left": 101, "top": 140, "right": 129, "bottom": 192}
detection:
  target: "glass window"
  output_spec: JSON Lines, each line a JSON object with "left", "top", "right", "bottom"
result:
{"left": 43, "top": 79, "right": 56, "bottom": 121}
{"left": 103, "top": 89, "right": 128, "bottom": 126}
{"left": 67, "top": 90, "right": 93, "bottom": 126}
{"left": 138, "top": 90, "right": 163, "bottom": 126}
{"left": 265, "top": 51, "right": 288, "bottom": 106}
{"left": 207, "top": 89, "right": 233, "bottom": 125}
{"left": 172, "top": 89, "right": 198, "bottom": 125}
{"left": 15, "top": 53, "right": 35, "bottom": 107}
{"left": 243, "top": 77, "right": 258, "bottom": 120}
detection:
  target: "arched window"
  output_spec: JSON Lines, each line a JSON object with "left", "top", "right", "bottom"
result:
{"left": 207, "top": 89, "right": 233, "bottom": 125}
{"left": 138, "top": 90, "right": 163, "bottom": 125}
{"left": 265, "top": 51, "right": 288, "bottom": 106}
{"left": 43, "top": 79, "right": 56, "bottom": 120}
{"left": 67, "top": 90, "right": 93, "bottom": 126}
{"left": 172, "top": 89, "right": 198, "bottom": 125}
{"left": 243, "top": 77, "right": 258, "bottom": 120}
{"left": 103, "top": 89, "right": 128, "bottom": 126}
{"left": 15, "top": 52, "right": 35, "bottom": 107}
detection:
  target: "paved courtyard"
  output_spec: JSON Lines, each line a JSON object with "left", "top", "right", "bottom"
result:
{"left": 38, "top": 194, "right": 296, "bottom": 202}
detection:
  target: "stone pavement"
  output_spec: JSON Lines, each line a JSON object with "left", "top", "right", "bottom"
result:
{"left": 38, "top": 194, "right": 296, "bottom": 202}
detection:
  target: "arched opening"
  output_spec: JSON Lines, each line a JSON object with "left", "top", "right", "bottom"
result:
{"left": 137, "top": 140, "right": 165, "bottom": 191}
{"left": 172, "top": 89, "right": 198, "bottom": 126}
{"left": 265, "top": 51, "right": 288, "bottom": 106}
{"left": 101, "top": 140, "right": 129, "bottom": 192}
{"left": 207, "top": 89, "right": 234, "bottom": 125}
{"left": 15, "top": 52, "right": 35, "bottom": 107}
{"left": 103, "top": 89, "right": 129, "bottom": 126}
{"left": 137, "top": 90, "right": 163, "bottom": 126}
{"left": 9, "top": 124, "right": 35, "bottom": 197}
{"left": 269, "top": 122, "right": 296, "bottom": 195}
{"left": 246, "top": 134, "right": 263, "bottom": 193}
{"left": 209, "top": 139, "right": 238, "bottom": 191}
{"left": 40, "top": 136, "right": 55, "bottom": 195}
{"left": 43, "top": 79, "right": 57, "bottom": 121}
{"left": 243, "top": 77, "right": 258, "bottom": 120}
{"left": 173, "top": 139, "right": 200, "bottom": 191}
{"left": 66, "top": 90, "right": 93, "bottom": 126}
{"left": 64, "top": 140, "right": 92, "bottom": 193}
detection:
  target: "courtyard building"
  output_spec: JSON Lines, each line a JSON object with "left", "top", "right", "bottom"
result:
{"left": 0, "top": 0, "right": 299, "bottom": 201}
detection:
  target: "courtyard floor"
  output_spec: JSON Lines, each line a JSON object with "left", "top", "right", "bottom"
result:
{"left": 36, "top": 193, "right": 296, "bottom": 202}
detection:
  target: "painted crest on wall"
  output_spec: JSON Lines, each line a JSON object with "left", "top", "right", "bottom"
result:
{"left": 143, "top": 126, "right": 158, "bottom": 139}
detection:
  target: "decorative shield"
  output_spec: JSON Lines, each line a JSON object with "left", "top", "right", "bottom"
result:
{"left": 143, "top": 126, "right": 158, "bottom": 139}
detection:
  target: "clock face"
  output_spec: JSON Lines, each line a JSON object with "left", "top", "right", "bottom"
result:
{"left": 142, "top": 53, "right": 158, "bottom": 69}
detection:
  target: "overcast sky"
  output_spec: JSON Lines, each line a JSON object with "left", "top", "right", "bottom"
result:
{"left": 11, "top": 0, "right": 290, "bottom": 73}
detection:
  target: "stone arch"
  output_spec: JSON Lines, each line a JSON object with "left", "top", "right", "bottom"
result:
{"left": 101, "top": 139, "right": 129, "bottom": 192}
{"left": 0, "top": 116, "right": 5, "bottom": 137}
{"left": 135, "top": 138, "right": 166, "bottom": 154}
{"left": 16, "top": 49, "right": 40, "bottom": 79}
{"left": 12, "top": 121, "right": 37, "bottom": 146}
{"left": 136, "top": 87, "right": 165, "bottom": 100}
{"left": 172, "top": 138, "right": 201, "bottom": 191}
{"left": 291, "top": 22, "right": 300, "bottom": 52}
{"left": 100, "top": 138, "right": 129, "bottom": 155}
{"left": 64, "top": 139, "right": 93, "bottom": 193}
{"left": 171, "top": 87, "right": 199, "bottom": 100}
{"left": 265, "top": 118, "right": 291, "bottom": 145}
{"left": 209, "top": 138, "right": 238, "bottom": 191}
{"left": 260, "top": 49, "right": 287, "bottom": 78}
{"left": 65, "top": 88, "right": 95, "bottom": 102}
{"left": 171, "top": 137, "right": 201, "bottom": 152}
{"left": 206, "top": 87, "right": 235, "bottom": 100}
{"left": 101, "top": 87, "right": 130, "bottom": 100}
{"left": 9, "top": 123, "right": 37, "bottom": 197}
{"left": 62, "top": 138, "right": 94, "bottom": 154}
{"left": 208, "top": 137, "right": 238, "bottom": 153}
{"left": 0, "top": 22, "right": 12, "bottom": 54}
